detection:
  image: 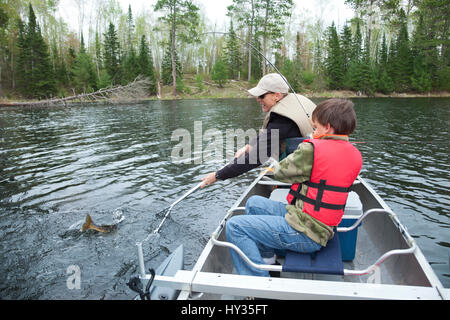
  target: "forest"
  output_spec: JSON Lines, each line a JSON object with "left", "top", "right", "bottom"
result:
{"left": 0, "top": 0, "right": 448, "bottom": 101}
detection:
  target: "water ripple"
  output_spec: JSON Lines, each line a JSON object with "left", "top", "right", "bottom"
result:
{"left": 0, "top": 98, "right": 449, "bottom": 298}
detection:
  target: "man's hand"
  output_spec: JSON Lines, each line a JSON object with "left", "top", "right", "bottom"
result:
{"left": 200, "top": 172, "right": 217, "bottom": 188}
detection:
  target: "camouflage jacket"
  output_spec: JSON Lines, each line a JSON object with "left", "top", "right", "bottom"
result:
{"left": 273, "top": 135, "right": 350, "bottom": 246}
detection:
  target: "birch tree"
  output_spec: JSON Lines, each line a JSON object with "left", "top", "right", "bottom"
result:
{"left": 256, "top": 0, "right": 293, "bottom": 75}
{"left": 154, "top": 0, "right": 200, "bottom": 96}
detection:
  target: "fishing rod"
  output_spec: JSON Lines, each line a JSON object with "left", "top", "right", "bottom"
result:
{"left": 200, "top": 31, "right": 311, "bottom": 118}
{"left": 134, "top": 31, "right": 310, "bottom": 277}
{"left": 141, "top": 181, "right": 203, "bottom": 243}
{"left": 136, "top": 181, "right": 203, "bottom": 279}
{"left": 153, "top": 182, "right": 203, "bottom": 235}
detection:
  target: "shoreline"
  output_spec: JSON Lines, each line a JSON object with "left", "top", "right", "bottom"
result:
{"left": 1, "top": 81, "right": 449, "bottom": 107}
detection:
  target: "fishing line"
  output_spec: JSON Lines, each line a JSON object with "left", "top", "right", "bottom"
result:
{"left": 200, "top": 31, "right": 311, "bottom": 118}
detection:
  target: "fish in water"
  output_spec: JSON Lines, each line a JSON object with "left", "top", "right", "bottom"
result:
{"left": 81, "top": 213, "right": 118, "bottom": 233}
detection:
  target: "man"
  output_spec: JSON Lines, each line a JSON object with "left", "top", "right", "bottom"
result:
{"left": 200, "top": 73, "right": 316, "bottom": 188}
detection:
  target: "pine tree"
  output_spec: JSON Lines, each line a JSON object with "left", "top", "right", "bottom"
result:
{"left": 121, "top": 5, "right": 140, "bottom": 84}
{"left": 224, "top": 20, "right": 241, "bottom": 80}
{"left": 211, "top": 57, "right": 228, "bottom": 88}
{"left": 250, "top": 34, "right": 263, "bottom": 81}
{"left": 377, "top": 33, "right": 393, "bottom": 94}
{"left": 97, "top": 70, "right": 112, "bottom": 89}
{"left": 340, "top": 24, "right": 353, "bottom": 72}
{"left": 280, "top": 58, "right": 302, "bottom": 92}
{"left": 379, "top": 33, "right": 388, "bottom": 68}
{"left": 411, "top": 13, "right": 432, "bottom": 93}
{"left": 161, "top": 42, "right": 181, "bottom": 86}
{"left": 392, "top": 9, "right": 413, "bottom": 92}
{"left": 313, "top": 39, "right": 323, "bottom": 75}
{"left": 343, "top": 20, "right": 368, "bottom": 94}
{"left": 51, "top": 40, "right": 68, "bottom": 89}
{"left": 94, "top": 32, "right": 102, "bottom": 79}
{"left": 359, "top": 37, "right": 377, "bottom": 95}
{"left": 378, "top": 69, "right": 394, "bottom": 94}
{"left": 72, "top": 34, "right": 97, "bottom": 93}
{"left": 16, "top": 19, "right": 28, "bottom": 95}
{"left": 16, "top": 4, "right": 56, "bottom": 99}
{"left": 123, "top": 46, "right": 140, "bottom": 84}
{"left": 0, "top": 4, "right": 6, "bottom": 97}
{"left": 227, "top": 0, "right": 258, "bottom": 82}
{"left": 66, "top": 46, "right": 76, "bottom": 84}
{"left": 325, "top": 22, "right": 344, "bottom": 89}
{"left": 126, "top": 5, "right": 135, "bottom": 53}
{"left": 352, "top": 20, "right": 362, "bottom": 63}
{"left": 416, "top": 0, "right": 449, "bottom": 91}
{"left": 138, "top": 35, "right": 157, "bottom": 95}
{"left": 103, "top": 22, "right": 121, "bottom": 85}
{"left": 280, "top": 32, "right": 304, "bottom": 92}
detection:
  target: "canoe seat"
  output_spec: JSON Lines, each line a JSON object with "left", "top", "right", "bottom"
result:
{"left": 282, "top": 232, "right": 344, "bottom": 275}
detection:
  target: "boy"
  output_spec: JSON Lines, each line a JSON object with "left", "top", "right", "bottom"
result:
{"left": 225, "top": 99, "right": 363, "bottom": 277}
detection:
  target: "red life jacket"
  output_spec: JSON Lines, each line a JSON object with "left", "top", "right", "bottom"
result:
{"left": 286, "top": 138, "right": 362, "bottom": 226}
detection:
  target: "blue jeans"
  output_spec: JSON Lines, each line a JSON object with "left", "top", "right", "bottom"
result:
{"left": 225, "top": 195, "right": 322, "bottom": 277}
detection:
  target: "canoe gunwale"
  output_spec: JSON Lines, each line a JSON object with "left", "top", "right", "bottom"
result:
{"left": 142, "top": 172, "right": 445, "bottom": 300}
{"left": 210, "top": 207, "right": 419, "bottom": 276}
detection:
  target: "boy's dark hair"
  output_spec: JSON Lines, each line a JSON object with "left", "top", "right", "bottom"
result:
{"left": 312, "top": 99, "right": 356, "bottom": 135}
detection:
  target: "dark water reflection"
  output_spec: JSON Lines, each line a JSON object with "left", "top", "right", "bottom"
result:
{"left": 0, "top": 97, "right": 448, "bottom": 299}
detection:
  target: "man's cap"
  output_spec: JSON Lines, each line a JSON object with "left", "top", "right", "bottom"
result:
{"left": 248, "top": 73, "right": 290, "bottom": 97}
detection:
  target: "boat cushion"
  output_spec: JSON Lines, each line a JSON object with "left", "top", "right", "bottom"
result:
{"left": 282, "top": 232, "right": 344, "bottom": 275}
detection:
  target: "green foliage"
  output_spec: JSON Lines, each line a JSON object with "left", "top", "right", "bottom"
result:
{"left": 161, "top": 44, "right": 182, "bottom": 86}
{"left": 122, "top": 46, "right": 140, "bottom": 84}
{"left": 16, "top": 4, "right": 56, "bottom": 99}
{"left": 195, "top": 74, "right": 204, "bottom": 91}
{"left": 224, "top": 20, "right": 241, "bottom": 79}
{"left": 436, "top": 67, "right": 450, "bottom": 91}
{"left": 103, "top": 22, "right": 121, "bottom": 85}
{"left": 72, "top": 40, "right": 97, "bottom": 93}
{"left": 377, "top": 69, "right": 394, "bottom": 94}
{"left": 97, "top": 69, "right": 112, "bottom": 89}
{"left": 154, "top": 0, "right": 200, "bottom": 94}
{"left": 176, "top": 77, "right": 190, "bottom": 94}
{"left": 352, "top": 21, "right": 362, "bottom": 63}
{"left": 391, "top": 9, "right": 413, "bottom": 92}
{"left": 301, "top": 71, "right": 315, "bottom": 86}
{"left": 280, "top": 58, "right": 302, "bottom": 92}
{"left": 325, "top": 22, "right": 344, "bottom": 90}
{"left": 1, "top": 0, "right": 449, "bottom": 99}
{"left": 254, "top": 0, "right": 293, "bottom": 50}
{"left": 228, "top": 0, "right": 293, "bottom": 78}
{"left": 411, "top": 56, "right": 432, "bottom": 93}
{"left": 340, "top": 24, "right": 353, "bottom": 71}
{"left": 211, "top": 57, "right": 228, "bottom": 88}
{"left": 0, "top": 4, "right": 8, "bottom": 28}
{"left": 138, "top": 35, "right": 157, "bottom": 95}
{"left": 250, "top": 35, "right": 263, "bottom": 80}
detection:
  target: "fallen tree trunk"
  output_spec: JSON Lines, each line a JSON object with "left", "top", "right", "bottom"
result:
{"left": 3, "top": 77, "right": 151, "bottom": 107}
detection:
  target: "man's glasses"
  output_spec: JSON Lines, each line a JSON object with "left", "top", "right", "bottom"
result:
{"left": 258, "top": 92, "right": 273, "bottom": 99}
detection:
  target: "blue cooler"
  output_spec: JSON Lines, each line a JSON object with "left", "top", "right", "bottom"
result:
{"left": 338, "top": 191, "right": 363, "bottom": 261}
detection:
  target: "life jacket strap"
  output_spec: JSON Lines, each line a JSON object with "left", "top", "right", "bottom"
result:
{"left": 304, "top": 181, "right": 353, "bottom": 193}
{"left": 288, "top": 179, "right": 351, "bottom": 211}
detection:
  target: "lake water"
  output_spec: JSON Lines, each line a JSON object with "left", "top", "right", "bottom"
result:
{"left": 0, "top": 97, "right": 448, "bottom": 299}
